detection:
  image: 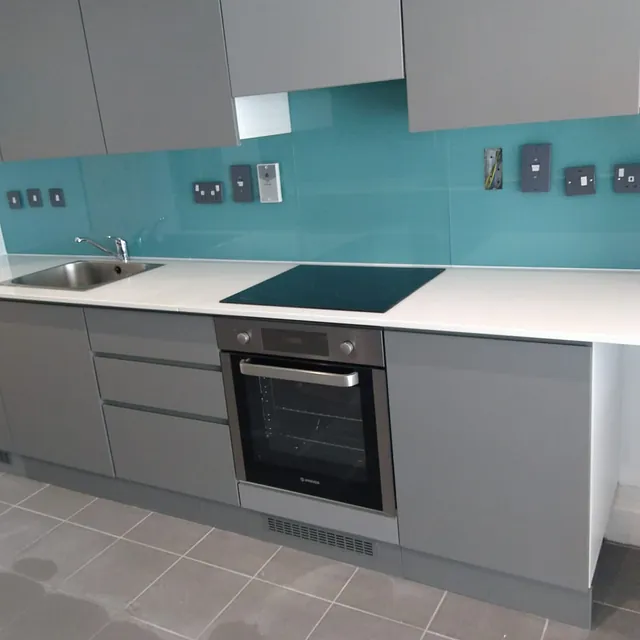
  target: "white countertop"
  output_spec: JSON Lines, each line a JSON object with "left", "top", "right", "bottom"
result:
{"left": 0, "top": 254, "right": 639, "bottom": 345}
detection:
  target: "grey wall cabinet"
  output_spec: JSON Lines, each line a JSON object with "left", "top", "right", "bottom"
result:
{"left": 80, "top": 0, "right": 238, "bottom": 154}
{"left": 403, "top": 0, "right": 640, "bottom": 131}
{"left": 386, "top": 331, "right": 592, "bottom": 591}
{"left": 221, "top": 0, "right": 404, "bottom": 97}
{"left": 0, "top": 0, "right": 106, "bottom": 161}
{"left": 0, "top": 302, "right": 113, "bottom": 476}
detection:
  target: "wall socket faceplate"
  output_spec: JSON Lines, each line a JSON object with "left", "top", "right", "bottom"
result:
{"left": 564, "top": 165, "right": 596, "bottom": 196}
{"left": 193, "top": 181, "right": 223, "bottom": 204}
{"left": 614, "top": 164, "right": 640, "bottom": 193}
{"left": 26, "top": 188, "right": 43, "bottom": 207}
{"left": 6, "top": 191, "right": 23, "bottom": 209}
{"left": 521, "top": 143, "right": 552, "bottom": 193}
{"left": 257, "top": 163, "right": 282, "bottom": 203}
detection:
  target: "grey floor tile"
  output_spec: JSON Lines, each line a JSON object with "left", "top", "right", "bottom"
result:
{"left": 0, "top": 474, "right": 45, "bottom": 504}
{"left": 337, "top": 568, "right": 444, "bottom": 627}
{"left": 187, "top": 529, "right": 279, "bottom": 575}
{"left": 0, "top": 570, "right": 47, "bottom": 631}
{"left": 62, "top": 539, "right": 176, "bottom": 612}
{"left": 11, "top": 522, "right": 114, "bottom": 587}
{"left": 203, "top": 580, "right": 329, "bottom": 640}
{"left": 545, "top": 604, "right": 640, "bottom": 639}
{"left": 128, "top": 557, "right": 249, "bottom": 639}
{"left": 429, "top": 592, "right": 546, "bottom": 640}
{"left": 125, "top": 512, "right": 211, "bottom": 555}
{"left": 594, "top": 542, "right": 640, "bottom": 612}
{"left": 70, "top": 498, "right": 150, "bottom": 536}
{"left": 0, "top": 507, "right": 60, "bottom": 568}
{"left": 258, "top": 547, "right": 354, "bottom": 600}
{"left": 19, "top": 485, "right": 95, "bottom": 519}
{"left": 309, "top": 604, "right": 423, "bottom": 640}
{"left": 2, "top": 591, "right": 110, "bottom": 640}
{"left": 93, "top": 618, "right": 185, "bottom": 640}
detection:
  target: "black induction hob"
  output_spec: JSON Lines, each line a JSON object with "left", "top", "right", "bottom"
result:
{"left": 220, "top": 265, "right": 444, "bottom": 313}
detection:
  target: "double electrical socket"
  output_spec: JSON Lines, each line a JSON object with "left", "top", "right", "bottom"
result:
{"left": 193, "top": 181, "right": 223, "bottom": 204}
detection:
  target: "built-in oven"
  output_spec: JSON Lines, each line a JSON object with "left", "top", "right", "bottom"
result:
{"left": 215, "top": 317, "right": 395, "bottom": 515}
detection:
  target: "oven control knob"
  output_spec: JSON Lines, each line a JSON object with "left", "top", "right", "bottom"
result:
{"left": 236, "top": 331, "right": 251, "bottom": 346}
{"left": 340, "top": 341, "right": 355, "bottom": 356}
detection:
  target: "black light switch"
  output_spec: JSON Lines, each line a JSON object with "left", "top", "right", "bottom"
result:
{"left": 6, "top": 191, "right": 23, "bottom": 209}
{"left": 26, "top": 188, "right": 43, "bottom": 208}
{"left": 49, "top": 188, "right": 66, "bottom": 207}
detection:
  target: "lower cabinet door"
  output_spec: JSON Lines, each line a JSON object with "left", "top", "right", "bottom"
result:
{"left": 104, "top": 405, "right": 238, "bottom": 505}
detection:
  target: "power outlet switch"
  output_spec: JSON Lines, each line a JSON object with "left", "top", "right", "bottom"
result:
{"left": 521, "top": 143, "right": 552, "bottom": 193}
{"left": 257, "top": 163, "right": 283, "bottom": 203}
{"left": 230, "top": 165, "right": 254, "bottom": 203}
{"left": 26, "top": 188, "right": 43, "bottom": 207}
{"left": 614, "top": 164, "right": 640, "bottom": 193}
{"left": 6, "top": 191, "right": 23, "bottom": 210}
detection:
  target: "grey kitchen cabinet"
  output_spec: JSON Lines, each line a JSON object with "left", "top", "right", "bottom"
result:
{"left": 221, "top": 0, "right": 404, "bottom": 97}
{"left": 85, "top": 308, "right": 220, "bottom": 366}
{"left": 94, "top": 357, "right": 227, "bottom": 419}
{"left": 0, "top": 0, "right": 106, "bottom": 161}
{"left": 80, "top": 0, "right": 238, "bottom": 154}
{"left": 0, "top": 393, "right": 12, "bottom": 452}
{"left": 386, "top": 331, "right": 592, "bottom": 591}
{"left": 403, "top": 0, "right": 640, "bottom": 131}
{"left": 0, "top": 302, "right": 113, "bottom": 476}
{"left": 104, "top": 405, "right": 238, "bottom": 505}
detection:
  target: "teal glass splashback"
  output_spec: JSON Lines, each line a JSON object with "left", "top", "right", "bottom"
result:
{"left": 2, "top": 79, "right": 640, "bottom": 269}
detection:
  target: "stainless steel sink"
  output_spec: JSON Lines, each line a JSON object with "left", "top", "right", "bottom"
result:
{"left": 6, "top": 261, "right": 164, "bottom": 291}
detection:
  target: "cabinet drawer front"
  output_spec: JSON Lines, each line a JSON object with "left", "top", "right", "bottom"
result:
{"left": 85, "top": 308, "right": 219, "bottom": 365}
{"left": 104, "top": 405, "right": 238, "bottom": 504}
{"left": 95, "top": 357, "right": 227, "bottom": 419}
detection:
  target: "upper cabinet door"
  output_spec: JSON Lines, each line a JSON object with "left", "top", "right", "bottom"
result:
{"left": 221, "top": 0, "right": 404, "bottom": 97}
{"left": 80, "top": 0, "right": 238, "bottom": 154}
{"left": 403, "top": 0, "right": 640, "bottom": 132}
{"left": 0, "top": 0, "right": 106, "bottom": 161}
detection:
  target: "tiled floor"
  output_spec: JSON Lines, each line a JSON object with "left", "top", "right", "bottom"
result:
{"left": 0, "top": 472, "right": 639, "bottom": 639}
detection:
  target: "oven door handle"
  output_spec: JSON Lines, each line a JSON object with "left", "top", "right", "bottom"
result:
{"left": 239, "top": 359, "right": 359, "bottom": 388}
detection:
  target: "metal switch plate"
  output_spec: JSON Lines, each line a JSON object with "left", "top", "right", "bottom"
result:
{"left": 230, "top": 165, "right": 254, "bottom": 202}
{"left": 564, "top": 165, "right": 596, "bottom": 196}
{"left": 49, "top": 188, "right": 66, "bottom": 207}
{"left": 6, "top": 191, "right": 23, "bottom": 210}
{"left": 26, "top": 188, "right": 43, "bottom": 207}
{"left": 613, "top": 164, "right": 640, "bottom": 193}
{"left": 521, "top": 143, "right": 552, "bottom": 192}
{"left": 193, "top": 181, "right": 223, "bottom": 204}
{"left": 257, "top": 163, "right": 283, "bottom": 203}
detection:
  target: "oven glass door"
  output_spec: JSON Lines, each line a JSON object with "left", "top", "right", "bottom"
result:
{"left": 230, "top": 354, "right": 384, "bottom": 511}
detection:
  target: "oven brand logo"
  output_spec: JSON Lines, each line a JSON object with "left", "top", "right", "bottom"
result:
{"left": 300, "top": 477, "right": 320, "bottom": 485}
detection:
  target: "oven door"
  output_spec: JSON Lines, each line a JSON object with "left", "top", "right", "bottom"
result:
{"left": 222, "top": 353, "right": 394, "bottom": 514}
